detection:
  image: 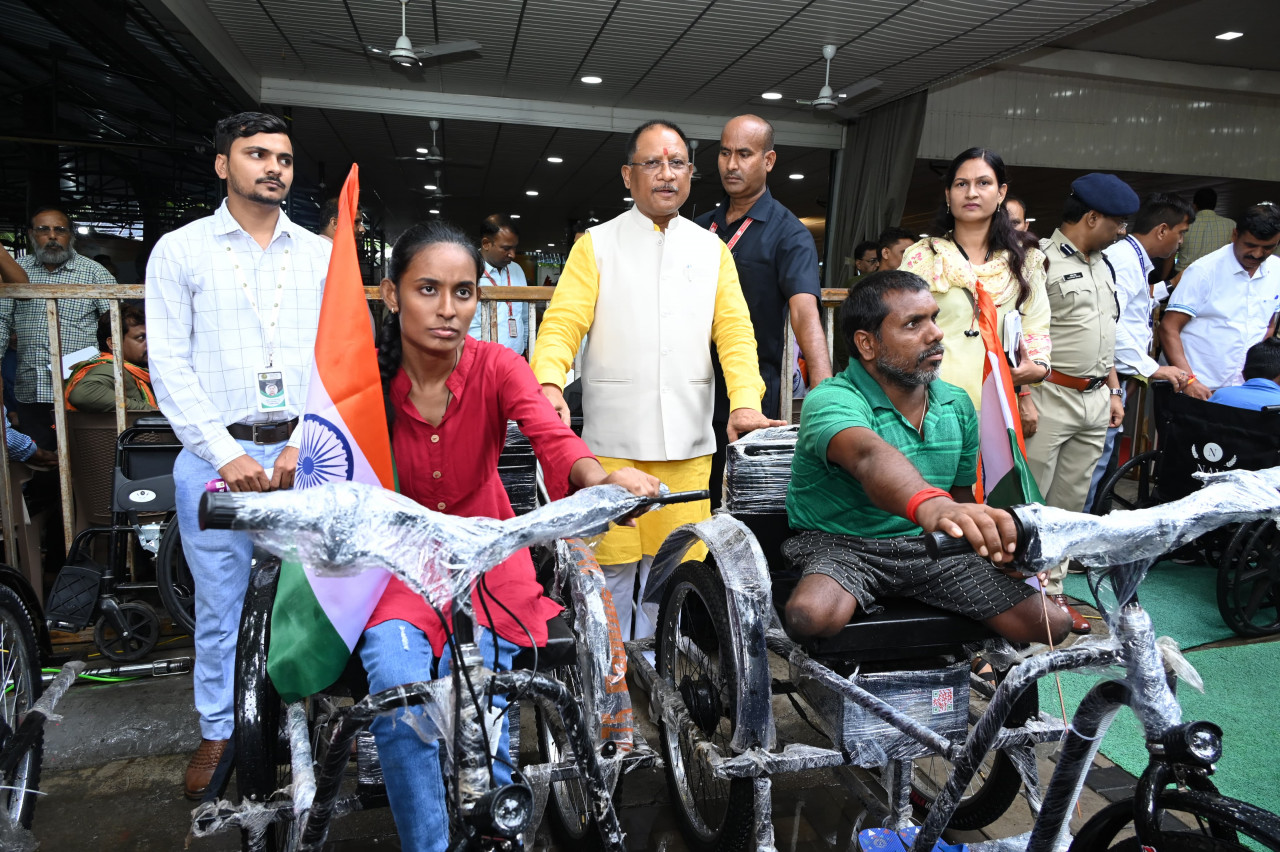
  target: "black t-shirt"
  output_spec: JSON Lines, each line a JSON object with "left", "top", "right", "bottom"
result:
{"left": 695, "top": 188, "right": 822, "bottom": 421}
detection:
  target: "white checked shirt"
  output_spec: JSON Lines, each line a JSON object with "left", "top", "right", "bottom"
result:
{"left": 146, "top": 200, "right": 330, "bottom": 469}
{"left": 1165, "top": 243, "right": 1280, "bottom": 390}
{"left": 1104, "top": 235, "right": 1160, "bottom": 379}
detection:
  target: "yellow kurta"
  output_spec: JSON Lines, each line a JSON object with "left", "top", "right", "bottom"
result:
{"left": 900, "top": 237, "right": 1051, "bottom": 411}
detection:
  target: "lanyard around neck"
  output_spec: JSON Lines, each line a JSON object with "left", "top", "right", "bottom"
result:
{"left": 482, "top": 266, "right": 514, "bottom": 317}
{"left": 224, "top": 239, "right": 288, "bottom": 366}
{"left": 709, "top": 217, "right": 754, "bottom": 252}
{"left": 1123, "top": 235, "right": 1151, "bottom": 276}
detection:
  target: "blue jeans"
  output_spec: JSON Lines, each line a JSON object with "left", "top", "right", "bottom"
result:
{"left": 173, "top": 439, "right": 288, "bottom": 740}
{"left": 360, "top": 619, "right": 518, "bottom": 852}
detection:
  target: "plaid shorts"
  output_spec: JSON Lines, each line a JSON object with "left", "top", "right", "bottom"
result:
{"left": 781, "top": 531, "right": 1035, "bottom": 621}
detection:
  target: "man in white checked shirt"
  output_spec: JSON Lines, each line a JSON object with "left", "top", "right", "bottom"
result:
{"left": 145, "top": 111, "right": 331, "bottom": 800}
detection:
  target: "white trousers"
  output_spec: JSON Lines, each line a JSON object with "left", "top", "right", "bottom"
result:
{"left": 603, "top": 555, "right": 656, "bottom": 642}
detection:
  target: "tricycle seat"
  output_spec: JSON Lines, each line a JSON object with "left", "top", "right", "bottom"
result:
{"left": 512, "top": 611, "right": 577, "bottom": 671}
{"left": 733, "top": 511, "right": 998, "bottom": 663}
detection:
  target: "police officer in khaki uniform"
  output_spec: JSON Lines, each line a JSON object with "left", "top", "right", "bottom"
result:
{"left": 1025, "top": 173, "right": 1139, "bottom": 634}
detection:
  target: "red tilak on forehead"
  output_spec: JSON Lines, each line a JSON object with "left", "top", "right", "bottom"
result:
{"left": 664, "top": 147, "right": 668, "bottom": 158}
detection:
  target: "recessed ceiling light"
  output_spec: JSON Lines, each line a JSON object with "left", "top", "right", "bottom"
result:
{"left": 761, "top": 92, "right": 782, "bottom": 100}
{"left": 789, "top": 173, "right": 804, "bottom": 180}
{"left": 77, "top": 226, "right": 91, "bottom": 235}
{"left": 428, "top": 208, "right": 440, "bottom": 214}
{"left": 838, "top": 93, "right": 847, "bottom": 98}
{"left": 1026, "top": 217, "right": 1037, "bottom": 223}
{"left": 547, "top": 242, "right": 555, "bottom": 247}
{"left": 526, "top": 190, "right": 539, "bottom": 196}
{"left": 547, "top": 156, "right": 563, "bottom": 163}
{"left": 416, "top": 147, "right": 429, "bottom": 154}
{"left": 623, "top": 196, "right": 633, "bottom": 202}
{"left": 424, "top": 184, "right": 437, "bottom": 190}
{"left": 1216, "top": 31, "right": 1244, "bottom": 40}
{"left": 581, "top": 75, "right": 603, "bottom": 84}
{"left": 510, "top": 214, "right": 521, "bottom": 219}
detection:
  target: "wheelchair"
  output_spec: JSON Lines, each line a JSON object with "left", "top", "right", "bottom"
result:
{"left": 1092, "top": 382, "right": 1280, "bottom": 636}
{"left": 631, "top": 426, "right": 1060, "bottom": 852}
{"left": 44, "top": 413, "right": 185, "bottom": 660}
{"left": 196, "top": 422, "right": 651, "bottom": 851}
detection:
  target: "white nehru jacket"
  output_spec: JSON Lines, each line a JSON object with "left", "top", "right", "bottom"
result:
{"left": 581, "top": 207, "right": 721, "bottom": 461}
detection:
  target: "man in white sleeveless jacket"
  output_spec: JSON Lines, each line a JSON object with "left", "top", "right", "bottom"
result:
{"left": 533, "top": 119, "right": 781, "bottom": 640}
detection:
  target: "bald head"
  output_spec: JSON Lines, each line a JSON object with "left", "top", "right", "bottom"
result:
{"left": 719, "top": 114, "right": 777, "bottom": 207}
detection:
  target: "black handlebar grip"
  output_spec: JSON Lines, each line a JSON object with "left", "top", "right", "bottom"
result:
{"left": 199, "top": 491, "right": 248, "bottom": 531}
{"left": 924, "top": 531, "right": 976, "bottom": 560}
{"left": 645, "top": 490, "right": 710, "bottom": 507}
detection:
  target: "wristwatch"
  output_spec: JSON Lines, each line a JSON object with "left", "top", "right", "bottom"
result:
{"left": 1109, "top": 387, "right": 1124, "bottom": 397}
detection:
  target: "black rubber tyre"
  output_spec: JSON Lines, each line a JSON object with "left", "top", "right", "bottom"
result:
{"left": 94, "top": 600, "right": 161, "bottom": 662}
{"left": 1068, "top": 789, "right": 1280, "bottom": 852}
{"left": 656, "top": 561, "right": 754, "bottom": 852}
{"left": 535, "top": 663, "right": 603, "bottom": 852}
{"left": 156, "top": 519, "right": 196, "bottom": 636}
{"left": 1216, "top": 519, "right": 1280, "bottom": 637}
{"left": 234, "top": 558, "right": 295, "bottom": 852}
{"left": 1092, "top": 450, "right": 1160, "bottom": 515}
{"left": 909, "top": 746, "right": 1021, "bottom": 831}
{"left": 0, "top": 584, "right": 43, "bottom": 829}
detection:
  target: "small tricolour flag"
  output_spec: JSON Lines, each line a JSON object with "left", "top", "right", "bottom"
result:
{"left": 267, "top": 164, "right": 396, "bottom": 703}
{"left": 974, "top": 285, "right": 1043, "bottom": 508}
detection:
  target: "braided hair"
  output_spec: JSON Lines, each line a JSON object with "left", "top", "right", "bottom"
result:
{"left": 930, "top": 147, "right": 1031, "bottom": 309}
{"left": 377, "top": 219, "right": 484, "bottom": 430}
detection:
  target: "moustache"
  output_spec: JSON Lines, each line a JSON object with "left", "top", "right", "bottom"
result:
{"left": 654, "top": 184, "right": 677, "bottom": 193}
{"left": 918, "top": 344, "right": 945, "bottom": 364}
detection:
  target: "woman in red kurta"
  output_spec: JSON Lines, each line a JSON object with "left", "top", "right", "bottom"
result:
{"left": 361, "top": 220, "right": 658, "bottom": 852}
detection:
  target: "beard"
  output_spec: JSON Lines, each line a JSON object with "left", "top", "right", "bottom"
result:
{"left": 228, "top": 171, "right": 286, "bottom": 207}
{"left": 876, "top": 343, "right": 945, "bottom": 388}
{"left": 31, "top": 238, "right": 72, "bottom": 267}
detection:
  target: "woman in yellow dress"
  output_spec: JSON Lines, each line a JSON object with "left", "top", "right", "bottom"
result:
{"left": 900, "top": 148, "right": 1051, "bottom": 433}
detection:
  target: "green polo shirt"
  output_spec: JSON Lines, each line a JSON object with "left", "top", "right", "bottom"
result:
{"left": 786, "top": 359, "right": 978, "bottom": 538}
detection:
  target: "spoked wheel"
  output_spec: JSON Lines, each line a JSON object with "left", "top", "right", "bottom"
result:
{"left": 657, "top": 561, "right": 754, "bottom": 852}
{"left": 1092, "top": 450, "right": 1160, "bottom": 514}
{"left": 235, "top": 558, "right": 297, "bottom": 852}
{"left": 157, "top": 519, "right": 196, "bottom": 636}
{"left": 536, "top": 663, "right": 602, "bottom": 851}
{"left": 94, "top": 600, "right": 161, "bottom": 662}
{"left": 1217, "top": 520, "right": 1280, "bottom": 637}
{"left": 909, "top": 745, "right": 1021, "bottom": 830}
{"left": 0, "top": 585, "right": 43, "bottom": 829}
{"left": 1068, "top": 789, "right": 1280, "bottom": 851}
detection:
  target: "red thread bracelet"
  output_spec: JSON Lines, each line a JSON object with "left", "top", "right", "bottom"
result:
{"left": 906, "top": 487, "right": 952, "bottom": 525}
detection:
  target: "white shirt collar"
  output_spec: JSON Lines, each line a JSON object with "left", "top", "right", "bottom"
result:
{"left": 212, "top": 198, "right": 295, "bottom": 245}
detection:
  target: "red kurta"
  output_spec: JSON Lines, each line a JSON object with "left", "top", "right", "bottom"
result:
{"left": 366, "top": 337, "right": 594, "bottom": 654}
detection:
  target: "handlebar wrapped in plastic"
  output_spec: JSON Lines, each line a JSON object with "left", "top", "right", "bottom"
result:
{"left": 198, "top": 481, "right": 706, "bottom": 615}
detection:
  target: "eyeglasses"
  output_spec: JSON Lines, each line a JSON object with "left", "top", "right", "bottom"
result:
{"left": 627, "top": 159, "right": 690, "bottom": 173}
{"left": 31, "top": 225, "right": 70, "bottom": 235}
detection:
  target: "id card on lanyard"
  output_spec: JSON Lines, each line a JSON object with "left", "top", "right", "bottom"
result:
{"left": 225, "top": 241, "right": 289, "bottom": 411}
{"left": 483, "top": 266, "right": 518, "bottom": 338}
{"left": 709, "top": 217, "right": 753, "bottom": 253}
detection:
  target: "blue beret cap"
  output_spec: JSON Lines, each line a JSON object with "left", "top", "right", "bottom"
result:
{"left": 1070, "top": 173, "right": 1140, "bottom": 217}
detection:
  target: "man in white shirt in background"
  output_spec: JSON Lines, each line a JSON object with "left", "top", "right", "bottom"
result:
{"left": 467, "top": 214, "right": 528, "bottom": 356}
{"left": 146, "top": 111, "right": 330, "bottom": 800}
{"left": 1085, "top": 193, "right": 1193, "bottom": 509}
{"left": 1159, "top": 204, "right": 1280, "bottom": 400}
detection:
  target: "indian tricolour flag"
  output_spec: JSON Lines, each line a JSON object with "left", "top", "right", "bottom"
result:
{"left": 974, "top": 285, "right": 1043, "bottom": 508}
{"left": 267, "top": 165, "right": 396, "bottom": 703}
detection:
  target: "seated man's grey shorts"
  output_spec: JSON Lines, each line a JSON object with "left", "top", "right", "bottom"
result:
{"left": 781, "top": 530, "right": 1035, "bottom": 621}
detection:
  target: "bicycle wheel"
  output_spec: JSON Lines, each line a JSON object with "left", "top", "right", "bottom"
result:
{"left": 234, "top": 559, "right": 296, "bottom": 852}
{"left": 535, "top": 663, "right": 602, "bottom": 852}
{"left": 0, "top": 585, "right": 42, "bottom": 829}
{"left": 909, "top": 745, "right": 1021, "bottom": 830}
{"left": 1069, "top": 789, "right": 1280, "bottom": 851}
{"left": 1217, "top": 519, "right": 1280, "bottom": 637}
{"left": 657, "top": 561, "right": 754, "bottom": 852}
{"left": 157, "top": 518, "right": 196, "bottom": 636}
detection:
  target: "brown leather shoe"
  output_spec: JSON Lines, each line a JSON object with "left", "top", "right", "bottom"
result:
{"left": 1050, "top": 594, "right": 1091, "bottom": 635}
{"left": 184, "top": 738, "right": 229, "bottom": 800}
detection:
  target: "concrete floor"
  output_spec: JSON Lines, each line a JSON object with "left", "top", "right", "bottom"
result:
{"left": 29, "top": 613, "right": 1145, "bottom": 852}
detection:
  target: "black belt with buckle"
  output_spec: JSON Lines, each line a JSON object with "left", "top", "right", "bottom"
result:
{"left": 227, "top": 418, "right": 298, "bottom": 445}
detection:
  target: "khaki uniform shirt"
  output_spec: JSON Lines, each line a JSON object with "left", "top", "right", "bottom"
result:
{"left": 1041, "top": 229, "right": 1118, "bottom": 379}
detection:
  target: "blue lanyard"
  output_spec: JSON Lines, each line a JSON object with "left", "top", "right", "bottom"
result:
{"left": 1123, "top": 235, "right": 1151, "bottom": 277}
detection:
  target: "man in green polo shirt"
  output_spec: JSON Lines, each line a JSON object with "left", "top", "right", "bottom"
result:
{"left": 783, "top": 270, "right": 1070, "bottom": 646}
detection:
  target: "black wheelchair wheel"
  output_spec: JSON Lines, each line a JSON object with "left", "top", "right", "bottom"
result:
{"left": 657, "top": 561, "right": 754, "bottom": 852}
{"left": 156, "top": 518, "right": 196, "bottom": 636}
{"left": 1068, "top": 788, "right": 1280, "bottom": 851}
{"left": 1216, "top": 520, "right": 1280, "bottom": 637}
{"left": 536, "top": 663, "right": 603, "bottom": 851}
{"left": 0, "top": 584, "right": 43, "bottom": 830}
{"left": 94, "top": 600, "right": 161, "bottom": 662}
{"left": 1092, "top": 450, "right": 1160, "bottom": 514}
{"left": 234, "top": 557, "right": 296, "bottom": 852}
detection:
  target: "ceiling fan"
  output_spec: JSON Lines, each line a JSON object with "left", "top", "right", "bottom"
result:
{"left": 394, "top": 119, "right": 485, "bottom": 167}
{"left": 313, "top": 0, "right": 480, "bottom": 72}
{"left": 786, "top": 45, "right": 881, "bottom": 119}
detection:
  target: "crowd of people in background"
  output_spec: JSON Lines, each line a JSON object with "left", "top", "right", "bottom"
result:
{"left": 2, "top": 106, "right": 1279, "bottom": 852}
